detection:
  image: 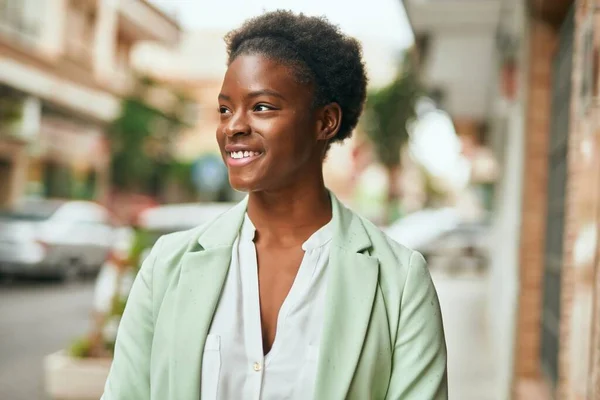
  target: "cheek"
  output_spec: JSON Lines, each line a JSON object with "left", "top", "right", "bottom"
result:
{"left": 216, "top": 122, "right": 225, "bottom": 141}
{"left": 266, "top": 114, "right": 316, "bottom": 156}
{"left": 267, "top": 133, "right": 315, "bottom": 174}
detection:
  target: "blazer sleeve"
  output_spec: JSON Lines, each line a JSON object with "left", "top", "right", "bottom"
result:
{"left": 101, "top": 237, "right": 163, "bottom": 400}
{"left": 386, "top": 251, "right": 448, "bottom": 400}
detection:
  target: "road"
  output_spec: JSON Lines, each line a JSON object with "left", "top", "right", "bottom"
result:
{"left": 0, "top": 279, "right": 94, "bottom": 400}
{"left": 0, "top": 272, "right": 495, "bottom": 400}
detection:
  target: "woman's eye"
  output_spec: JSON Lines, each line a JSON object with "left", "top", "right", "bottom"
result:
{"left": 254, "top": 104, "right": 273, "bottom": 112}
{"left": 219, "top": 106, "right": 231, "bottom": 114}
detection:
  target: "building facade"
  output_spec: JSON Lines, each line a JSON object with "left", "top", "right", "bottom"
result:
{"left": 0, "top": 0, "right": 181, "bottom": 207}
{"left": 404, "top": 0, "right": 600, "bottom": 398}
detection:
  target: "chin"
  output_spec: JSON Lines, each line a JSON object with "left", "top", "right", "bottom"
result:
{"left": 228, "top": 175, "right": 258, "bottom": 193}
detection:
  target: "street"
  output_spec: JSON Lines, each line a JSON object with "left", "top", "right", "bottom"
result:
{"left": 0, "top": 279, "right": 94, "bottom": 400}
{"left": 0, "top": 272, "right": 495, "bottom": 400}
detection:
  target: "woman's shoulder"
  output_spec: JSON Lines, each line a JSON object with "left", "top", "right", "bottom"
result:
{"left": 354, "top": 214, "right": 432, "bottom": 295}
{"left": 144, "top": 224, "right": 209, "bottom": 275}
{"left": 356, "top": 214, "right": 417, "bottom": 267}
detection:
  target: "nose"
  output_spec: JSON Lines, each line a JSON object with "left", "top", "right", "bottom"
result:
{"left": 224, "top": 110, "right": 251, "bottom": 137}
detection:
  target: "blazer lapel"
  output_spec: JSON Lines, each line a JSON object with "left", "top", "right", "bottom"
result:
{"left": 169, "top": 198, "right": 248, "bottom": 400}
{"left": 314, "top": 195, "right": 380, "bottom": 400}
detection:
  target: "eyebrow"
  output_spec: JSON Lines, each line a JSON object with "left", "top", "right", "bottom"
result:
{"left": 248, "top": 89, "right": 285, "bottom": 100}
{"left": 218, "top": 89, "right": 285, "bottom": 102}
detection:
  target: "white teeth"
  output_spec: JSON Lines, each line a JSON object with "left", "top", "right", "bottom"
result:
{"left": 230, "top": 151, "right": 260, "bottom": 159}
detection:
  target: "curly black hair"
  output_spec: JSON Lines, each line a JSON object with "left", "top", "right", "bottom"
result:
{"left": 224, "top": 10, "right": 368, "bottom": 144}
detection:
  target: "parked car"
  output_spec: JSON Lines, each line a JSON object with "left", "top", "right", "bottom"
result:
{"left": 0, "top": 199, "right": 117, "bottom": 280}
{"left": 94, "top": 202, "right": 236, "bottom": 314}
{"left": 416, "top": 222, "right": 490, "bottom": 274}
{"left": 384, "top": 207, "right": 489, "bottom": 274}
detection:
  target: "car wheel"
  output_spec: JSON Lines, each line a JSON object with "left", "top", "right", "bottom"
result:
{"left": 0, "top": 271, "right": 13, "bottom": 284}
{"left": 58, "top": 259, "right": 82, "bottom": 282}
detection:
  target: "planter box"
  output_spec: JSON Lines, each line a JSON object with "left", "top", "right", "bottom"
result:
{"left": 44, "top": 351, "right": 112, "bottom": 400}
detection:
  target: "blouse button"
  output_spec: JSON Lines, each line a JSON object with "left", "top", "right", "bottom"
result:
{"left": 253, "top": 362, "right": 262, "bottom": 372}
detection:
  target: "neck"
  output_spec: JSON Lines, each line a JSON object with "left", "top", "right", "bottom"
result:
{"left": 246, "top": 174, "right": 332, "bottom": 246}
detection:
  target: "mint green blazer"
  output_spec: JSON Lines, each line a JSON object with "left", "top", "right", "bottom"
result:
{"left": 102, "top": 194, "right": 447, "bottom": 399}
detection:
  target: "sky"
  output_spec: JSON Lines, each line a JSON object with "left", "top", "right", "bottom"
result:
{"left": 149, "top": 0, "right": 414, "bottom": 49}
{"left": 146, "top": 0, "right": 415, "bottom": 87}
{"left": 410, "top": 109, "right": 469, "bottom": 189}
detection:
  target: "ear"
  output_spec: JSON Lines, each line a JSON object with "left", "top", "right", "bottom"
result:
{"left": 316, "top": 103, "right": 342, "bottom": 142}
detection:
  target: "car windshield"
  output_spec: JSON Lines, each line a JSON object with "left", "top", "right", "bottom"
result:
{"left": 0, "top": 200, "right": 64, "bottom": 221}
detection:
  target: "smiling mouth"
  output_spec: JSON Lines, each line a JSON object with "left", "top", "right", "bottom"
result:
{"left": 228, "top": 151, "right": 262, "bottom": 159}
{"left": 225, "top": 150, "right": 264, "bottom": 167}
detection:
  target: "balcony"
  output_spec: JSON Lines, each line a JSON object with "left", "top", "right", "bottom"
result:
{"left": 403, "top": 0, "right": 502, "bottom": 33}
{"left": 402, "top": 0, "right": 503, "bottom": 120}
{"left": 0, "top": 0, "right": 44, "bottom": 46}
{"left": 117, "top": 0, "right": 180, "bottom": 46}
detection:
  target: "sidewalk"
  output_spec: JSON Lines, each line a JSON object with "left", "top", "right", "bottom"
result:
{"left": 432, "top": 271, "right": 497, "bottom": 400}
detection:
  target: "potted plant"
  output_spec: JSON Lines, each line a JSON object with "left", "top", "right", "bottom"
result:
{"left": 43, "top": 75, "right": 194, "bottom": 400}
{"left": 44, "top": 226, "right": 149, "bottom": 400}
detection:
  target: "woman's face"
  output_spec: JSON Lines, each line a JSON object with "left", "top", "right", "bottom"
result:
{"left": 216, "top": 54, "right": 329, "bottom": 192}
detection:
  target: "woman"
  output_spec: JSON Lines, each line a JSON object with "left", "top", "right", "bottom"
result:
{"left": 102, "top": 10, "right": 447, "bottom": 400}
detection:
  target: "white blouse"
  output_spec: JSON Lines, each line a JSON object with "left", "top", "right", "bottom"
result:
{"left": 201, "top": 214, "right": 333, "bottom": 400}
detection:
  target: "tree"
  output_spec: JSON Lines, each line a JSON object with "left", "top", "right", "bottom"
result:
{"left": 363, "top": 49, "right": 422, "bottom": 223}
{"left": 108, "top": 76, "right": 190, "bottom": 197}
{"left": 109, "top": 98, "right": 160, "bottom": 193}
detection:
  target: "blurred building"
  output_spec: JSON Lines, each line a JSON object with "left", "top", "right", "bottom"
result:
{"left": 405, "top": 0, "right": 600, "bottom": 398}
{"left": 0, "top": 0, "right": 181, "bottom": 207}
{"left": 128, "top": 30, "right": 233, "bottom": 203}
{"left": 159, "top": 30, "right": 227, "bottom": 161}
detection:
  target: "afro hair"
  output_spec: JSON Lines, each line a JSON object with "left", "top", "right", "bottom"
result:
{"left": 224, "top": 10, "right": 368, "bottom": 144}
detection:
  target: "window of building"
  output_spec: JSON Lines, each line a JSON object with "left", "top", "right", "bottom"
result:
{"left": 0, "top": 0, "right": 43, "bottom": 42}
{"left": 114, "top": 30, "right": 134, "bottom": 90}
{"left": 65, "top": 0, "right": 95, "bottom": 67}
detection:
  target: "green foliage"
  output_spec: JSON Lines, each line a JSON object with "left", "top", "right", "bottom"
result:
{"left": 104, "top": 340, "right": 116, "bottom": 357}
{"left": 363, "top": 50, "right": 423, "bottom": 223}
{"left": 108, "top": 76, "right": 191, "bottom": 194}
{"left": 109, "top": 99, "right": 165, "bottom": 191}
{"left": 67, "top": 223, "right": 163, "bottom": 359}
{"left": 129, "top": 229, "right": 154, "bottom": 272}
{"left": 364, "top": 51, "right": 422, "bottom": 167}
{"left": 167, "top": 160, "right": 196, "bottom": 195}
{"left": 0, "top": 95, "right": 24, "bottom": 139}
{"left": 0, "top": 96, "right": 23, "bottom": 123}
{"left": 69, "top": 336, "right": 92, "bottom": 359}
{"left": 109, "top": 296, "right": 128, "bottom": 318}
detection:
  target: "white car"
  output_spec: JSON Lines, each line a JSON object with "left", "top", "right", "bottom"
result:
{"left": 0, "top": 199, "right": 118, "bottom": 280}
{"left": 384, "top": 208, "right": 489, "bottom": 274}
{"left": 94, "top": 202, "right": 236, "bottom": 314}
